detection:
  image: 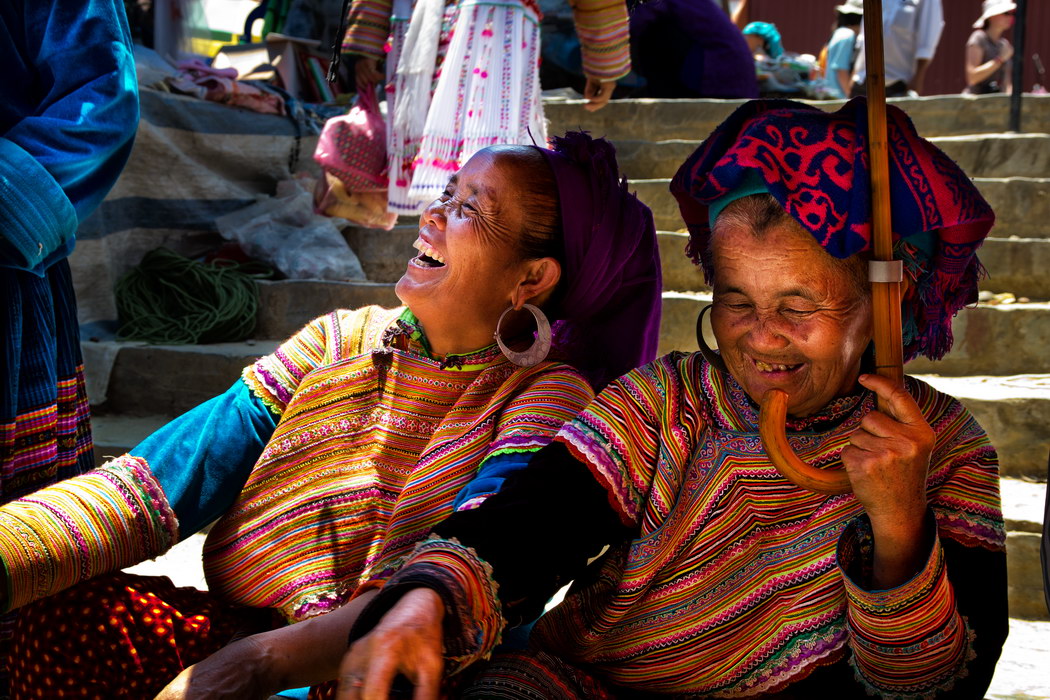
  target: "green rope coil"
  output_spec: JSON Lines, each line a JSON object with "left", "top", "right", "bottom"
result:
{"left": 115, "top": 247, "right": 272, "bottom": 344}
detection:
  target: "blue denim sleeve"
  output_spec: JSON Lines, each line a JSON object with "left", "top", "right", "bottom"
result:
{"left": 131, "top": 380, "right": 278, "bottom": 537}
{"left": 451, "top": 452, "right": 535, "bottom": 512}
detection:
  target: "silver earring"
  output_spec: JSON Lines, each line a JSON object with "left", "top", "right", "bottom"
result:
{"left": 495, "top": 303, "right": 552, "bottom": 367}
{"left": 696, "top": 304, "right": 727, "bottom": 373}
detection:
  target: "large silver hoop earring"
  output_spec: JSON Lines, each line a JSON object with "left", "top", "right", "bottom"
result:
{"left": 495, "top": 303, "right": 552, "bottom": 367}
{"left": 697, "top": 304, "right": 728, "bottom": 373}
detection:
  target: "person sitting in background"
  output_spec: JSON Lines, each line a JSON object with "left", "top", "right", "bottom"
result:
{"left": 0, "top": 132, "right": 663, "bottom": 699}
{"left": 964, "top": 0, "right": 1016, "bottom": 95}
{"left": 334, "top": 99, "right": 1006, "bottom": 699}
{"left": 851, "top": 0, "right": 943, "bottom": 97}
{"left": 820, "top": 0, "right": 863, "bottom": 99}
{"left": 742, "top": 20, "right": 784, "bottom": 60}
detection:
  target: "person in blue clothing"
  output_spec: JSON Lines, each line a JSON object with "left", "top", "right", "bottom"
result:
{"left": 0, "top": 0, "right": 137, "bottom": 688}
{"left": 822, "top": 0, "right": 864, "bottom": 99}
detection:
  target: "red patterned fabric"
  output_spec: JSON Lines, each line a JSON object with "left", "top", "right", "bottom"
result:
{"left": 670, "top": 98, "right": 996, "bottom": 362}
{"left": 314, "top": 81, "right": 388, "bottom": 192}
{"left": 9, "top": 573, "right": 265, "bottom": 698}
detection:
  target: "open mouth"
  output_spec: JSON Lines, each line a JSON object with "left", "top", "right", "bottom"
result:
{"left": 754, "top": 359, "right": 802, "bottom": 374}
{"left": 411, "top": 239, "right": 447, "bottom": 268}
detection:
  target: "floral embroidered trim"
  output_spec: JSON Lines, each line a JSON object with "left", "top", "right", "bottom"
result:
{"left": 382, "top": 536, "right": 504, "bottom": 674}
{"left": 839, "top": 516, "right": 972, "bottom": 698}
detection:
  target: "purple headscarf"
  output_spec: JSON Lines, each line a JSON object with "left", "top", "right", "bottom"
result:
{"left": 536, "top": 132, "right": 662, "bottom": 388}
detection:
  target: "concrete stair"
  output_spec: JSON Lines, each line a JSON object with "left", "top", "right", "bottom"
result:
{"left": 85, "top": 94, "right": 1049, "bottom": 624}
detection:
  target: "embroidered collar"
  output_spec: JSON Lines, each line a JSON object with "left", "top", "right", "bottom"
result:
{"left": 382, "top": 309, "right": 504, "bottom": 371}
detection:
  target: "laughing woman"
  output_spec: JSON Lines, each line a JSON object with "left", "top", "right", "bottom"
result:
{"left": 0, "top": 132, "right": 661, "bottom": 698}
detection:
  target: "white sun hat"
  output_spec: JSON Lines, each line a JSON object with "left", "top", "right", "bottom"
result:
{"left": 973, "top": 0, "right": 1017, "bottom": 28}
{"left": 834, "top": 0, "right": 864, "bottom": 15}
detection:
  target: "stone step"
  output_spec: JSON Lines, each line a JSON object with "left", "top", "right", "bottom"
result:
{"left": 976, "top": 178, "right": 1050, "bottom": 240}
{"left": 1001, "top": 477, "right": 1047, "bottom": 620}
{"left": 342, "top": 224, "right": 417, "bottom": 284}
{"left": 930, "top": 134, "right": 1050, "bottom": 180}
{"left": 91, "top": 413, "right": 169, "bottom": 466}
{"left": 611, "top": 134, "right": 1050, "bottom": 182}
{"left": 544, "top": 94, "right": 1050, "bottom": 144}
{"left": 632, "top": 177, "right": 1050, "bottom": 243}
{"left": 256, "top": 279, "right": 399, "bottom": 339}
{"left": 905, "top": 303, "right": 1050, "bottom": 376}
{"left": 97, "top": 340, "right": 279, "bottom": 417}
{"left": 338, "top": 224, "right": 709, "bottom": 293}
{"left": 979, "top": 237, "right": 1050, "bottom": 299}
{"left": 916, "top": 375, "right": 1050, "bottom": 482}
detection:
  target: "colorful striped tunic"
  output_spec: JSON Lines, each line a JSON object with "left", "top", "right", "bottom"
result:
{"left": 0, "top": 306, "right": 595, "bottom": 625}
{"left": 376, "top": 352, "right": 1006, "bottom": 697}
{"left": 206, "top": 306, "right": 594, "bottom": 621}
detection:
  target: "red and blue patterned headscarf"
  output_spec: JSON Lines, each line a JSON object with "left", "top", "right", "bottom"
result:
{"left": 670, "top": 98, "right": 995, "bottom": 362}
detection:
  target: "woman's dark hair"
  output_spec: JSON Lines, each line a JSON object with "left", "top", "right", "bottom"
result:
{"left": 837, "top": 11, "right": 862, "bottom": 28}
{"left": 492, "top": 147, "right": 566, "bottom": 314}
{"left": 494, "top": 147, "right": 563, "bottom": 262}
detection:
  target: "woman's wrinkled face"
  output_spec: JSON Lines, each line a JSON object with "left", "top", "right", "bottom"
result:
{"left": 396, "top": 149, "right": 528, "bottom": 338}
{"left": 709, "top": 222, "right": 873, "bottom": 417}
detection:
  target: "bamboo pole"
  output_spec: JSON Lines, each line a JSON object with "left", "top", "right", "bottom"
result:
{"left": 863, "top": 0, "right": 905, "bottom": 401}
{"left": 758, "top": 0, "right": 904, "bottom": 493}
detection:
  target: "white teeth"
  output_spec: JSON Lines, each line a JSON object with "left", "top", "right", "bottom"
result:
{"left": 412, "top": 239, "right": 445, "bottom": 264}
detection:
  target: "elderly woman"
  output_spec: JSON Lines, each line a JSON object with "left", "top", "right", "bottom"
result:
{"left": 0, "top": 132, "right": 662, "bottom": 698}
{"left": 337, "top": 99, "right": 1006, "bottom": 699}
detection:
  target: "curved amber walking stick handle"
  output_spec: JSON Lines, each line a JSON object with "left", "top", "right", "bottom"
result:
{"left": 758, "top": 389, "right": 852, "bottom": 495}
{"left": 758, "top": 0, "right": 904, "bottom": 496}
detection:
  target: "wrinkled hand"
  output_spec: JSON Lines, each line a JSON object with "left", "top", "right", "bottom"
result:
{"left": 337, "top": 587, "right": 445, "bottom": 700}
{"left": 582, "top": 77, "right": 616, "bottom": 112}
{"left": 154, "top": 636, "right": 276, "bottom": 700}
{"left": 842, "top": 373, "right": 935, "bottom": 587}
{"left": 356, "top": 57, "right": 384, "bottom": 86}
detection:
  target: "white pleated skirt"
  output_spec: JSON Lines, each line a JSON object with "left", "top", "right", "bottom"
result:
{"left": 385, "top": 0, "right": 546, "bottom": 215}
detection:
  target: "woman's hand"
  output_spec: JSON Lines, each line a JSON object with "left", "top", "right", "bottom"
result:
{"left": 356, "top": 57, "right": 384, "bottom": 86}
{"left": 998, "top": 41, "right": 1015, "bottom": 64}
{"left": 154, "top": 636, "right": 277, "bottom": 700}
{"left": 842, "top": 373, "right": 935, "bottom": 589}
{"left": 583, "top": 77, "right": 616, "bottom": 112}
{"left": 337, "top": 587, "right": 445, "bottom": 700}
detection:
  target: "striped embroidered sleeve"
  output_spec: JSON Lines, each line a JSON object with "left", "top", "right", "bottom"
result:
{"left": 242, "top": 307, "right": 377, "bottom": 414}
{"left": 570, "top": 0, "right": 632, "bottom": 81}
{"left": 839, "top": 517, "right": 972, "bottom": 698}
{"left": 836, "top": 381, "right": 1008, "bottom": 698}
{"left": 556, "top": 359, "right": 672, "bottom": 527}
{"left": 349, "top": 536, "right": 504, "bottom": 674}
{"left": 0, "top": 455, "right": 178, "bottom": 611}
{"left": 455, "top": 366, "right": 595, "bottom": 511}
{"left": 342, "top": 0, "right": 393, "bottom": 60}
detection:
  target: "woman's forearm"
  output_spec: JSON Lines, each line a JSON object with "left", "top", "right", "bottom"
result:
{"left": 255, "top": 590, "right": 379, "bottom": 690}
{"left": 967, "top": 57, "right": 1004, "bottom": 86}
